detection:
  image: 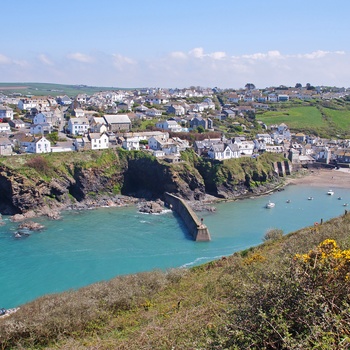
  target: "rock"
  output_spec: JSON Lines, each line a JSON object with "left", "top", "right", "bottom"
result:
{"left": 138, "top": 200, "right": 164, "bottom": 214}
{"left": 18, "top": 221, "right": 45, "bottom": 231}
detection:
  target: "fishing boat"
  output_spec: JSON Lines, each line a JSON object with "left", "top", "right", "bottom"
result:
{"left": 266, "top": 201, "right": 275, "bottom": 209}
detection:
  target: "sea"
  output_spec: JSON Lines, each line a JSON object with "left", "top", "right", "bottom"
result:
{"left": 1, "top": 184, "right": 350, "bottom": 309}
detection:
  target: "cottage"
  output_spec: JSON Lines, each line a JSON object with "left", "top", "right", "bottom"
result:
{"left": 155, "top": 120, "right": 182, "bottom": 133}
{"left": 67, "top": 117, "right": 89, "bottom": 135}
{"left": 26, "top": 136, "right": 51, "bottom": 154}
{"left": 9, "top": 119, "right": 25, "bottom": 129}
{"left": 30, "top": 123, "right": 52, "bottom": 135}
{"left": 103, "top": 114, "right": 131, "bottom": 132}
{"left": 89, "top": 132, "right": 109, "bottom": 150}
{"left": 0, "top": 136, "right": 13, "bottom": 155}
{"left": 208, "top": 143, "right": 240, "bottom": 160}
{"left": 0, "top": 123, "right": 11, "bottom": 133}
{"left": 167, "top": 104, "right": 185, "bottom": 116}
{"left": 0, "top": 105, "right": 14, "bottom": 120}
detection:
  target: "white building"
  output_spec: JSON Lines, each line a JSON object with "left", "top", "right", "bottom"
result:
{"left": 67, "top": 117, "right": 89, "bottom": 135}
{"left": 26, "top": 136, "right": 51, "bottom": 153}
{"left": 155, "top": 120, "right": 182, "bottom": 133}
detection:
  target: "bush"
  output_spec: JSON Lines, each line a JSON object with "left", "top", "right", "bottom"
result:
{"left": 263, "top": 228, "right": 284, "bottom": 241}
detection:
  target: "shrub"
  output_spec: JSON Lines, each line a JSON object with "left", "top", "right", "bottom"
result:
{"left": 263, "top": 228, "right": 284, "bottom": 241}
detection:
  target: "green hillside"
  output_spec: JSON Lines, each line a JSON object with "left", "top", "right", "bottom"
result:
{"left": 257, "top": 104, "right": 350, "bottom": 138}
{"left": 0, "top": 82, "right": 122, "bottom": 97}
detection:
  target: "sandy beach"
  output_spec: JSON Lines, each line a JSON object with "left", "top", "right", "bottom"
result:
{"left": 286, "top": 168, "right": 350, "bottom": 189}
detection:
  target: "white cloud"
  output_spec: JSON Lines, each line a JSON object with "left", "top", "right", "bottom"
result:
{"left": 1, "top": 49, "right": 350, "bottom": 89}
{"left": 66, "top": 52, "right": 95, "bottom": 63}
{"left": 0, "top": 54, "right": 11, "bottom": 64}
{"left": 38, "top": 54, "right": 54, "bottom": 66}
{"left": 169, "top": 51, "right": 187, "bottom": 60}
{"left": 112, "top": 53, "right": 136, "bottom": 71}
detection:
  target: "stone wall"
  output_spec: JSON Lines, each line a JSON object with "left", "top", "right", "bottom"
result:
{"left": 164, "top": 192, "right": 211, "bottom": 242}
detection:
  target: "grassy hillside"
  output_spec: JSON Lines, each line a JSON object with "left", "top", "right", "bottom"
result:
{"left": 1, "top": 211, "right": 349, "bottom": 349}
{"left": 257, "top": 104, "right": 350, "bottom": 138}
{"left": 0, "top": 82, "right": 120, "bottom": 97}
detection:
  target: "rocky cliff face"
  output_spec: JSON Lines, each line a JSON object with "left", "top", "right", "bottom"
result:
{"left": 0, "top": 150, "right": 282, "bottom": 215}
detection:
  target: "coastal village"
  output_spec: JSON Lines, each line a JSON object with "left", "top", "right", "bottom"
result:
{"left": 0, "top": 85, "right": 349, "bottom": 168}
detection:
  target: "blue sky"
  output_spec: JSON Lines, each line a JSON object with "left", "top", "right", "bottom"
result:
{"left": 1, "top": 0, "right": 350, "bottom": 89}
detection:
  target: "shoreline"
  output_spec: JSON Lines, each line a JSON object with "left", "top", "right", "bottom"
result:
{"left": 9, "top": 168, "right": 350, "bottom": 221}
{"left": 284, "top": 168, "right": 350, "bottom": 189}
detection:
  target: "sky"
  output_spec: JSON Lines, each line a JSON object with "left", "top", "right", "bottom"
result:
{"left": 1, "top": 0, "right": 350, "bottom": 89}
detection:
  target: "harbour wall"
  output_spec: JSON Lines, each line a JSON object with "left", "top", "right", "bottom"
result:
{"left": 164, "top": 192, "right": 211, "bottom": 241}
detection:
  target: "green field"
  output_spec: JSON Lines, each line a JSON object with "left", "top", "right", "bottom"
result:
{"left": 257, "top": 105, "right": 350, "bottom": 138}
{"left": 0, "top": 82, "right": 125, "bottom": 97}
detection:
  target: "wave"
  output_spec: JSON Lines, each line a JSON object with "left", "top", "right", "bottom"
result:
{"left": 181, "top": 255, "right": 223, "bottom": 268}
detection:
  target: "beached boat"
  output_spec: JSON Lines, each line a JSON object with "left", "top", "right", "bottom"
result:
{"left": 266, "top": 201, "right": 275, "bottom": 209}
{"left": 327, "top": 189, "right": 334, "bottom": 195}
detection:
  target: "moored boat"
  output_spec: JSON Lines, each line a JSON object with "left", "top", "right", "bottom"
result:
{"left": 266, "top": 201, "right": 275, "bottom": 209}
{"left": 327, "top": 189, "right": 334, "bottom": 195}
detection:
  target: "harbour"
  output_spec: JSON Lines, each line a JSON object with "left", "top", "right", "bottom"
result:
{"left": 1, "top": 183, "right": 350, "bottom": 309}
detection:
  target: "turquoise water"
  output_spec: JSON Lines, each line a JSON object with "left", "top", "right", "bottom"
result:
{"left": 1, "top": 184, "right": 350, "bottom": 308}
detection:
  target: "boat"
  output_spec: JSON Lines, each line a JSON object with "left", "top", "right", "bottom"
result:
{"left": 327, "top": 189, "right": 334, "bottom": 195}
{"left": 286, "top": 199, "right": 291, "bottom": 203}
{"left": 308, "top": 197, "right": 313, "bottom": 200}
{"left": 338, "top": 197, "right": 342, "bottom": 200}
{"left": 266, "top": 201, "right": 275, "bottom": 209}
{"left": 344, "top": 203, "right": 348, "bottom": 207}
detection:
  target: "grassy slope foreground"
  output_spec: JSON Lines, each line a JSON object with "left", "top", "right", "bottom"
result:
{"left": 0, "top": 212, "right": 349, "bottom": 349}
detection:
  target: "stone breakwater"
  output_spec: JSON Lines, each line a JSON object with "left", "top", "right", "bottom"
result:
{"left": 164, "top": 192, "right": 211, "bottom": 241}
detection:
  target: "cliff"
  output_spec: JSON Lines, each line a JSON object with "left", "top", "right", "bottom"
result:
{"left": 0, "top": 149, "right": 284, "bottom": 215}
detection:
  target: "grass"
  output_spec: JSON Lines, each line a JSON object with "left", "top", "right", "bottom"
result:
{"left": 257, "top": 104, "right": 350, "bottom": 138}
{"left": 258, "top": 106, "right": 326, "bottom": 130}
{"left": 0, "top": 82, "right": 120, "bottom": 98}
{"left": 1, "top": 210, "right": 349, "bottom": 349}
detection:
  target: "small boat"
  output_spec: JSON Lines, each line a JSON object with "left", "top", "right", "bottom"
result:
{"left": 327, "top": 189, "right": 334, "bottom": 195}
{"left": 266, "top": 201, "right": 275, "bottom": 209}
{"left": 344, "top": 203, "right": 348, "bottom": 207}
{"left": 308, "top": 197, "right": 313, "bottom": 200}
{"left": 286, "top": 199, "right": 291, "bottom": 203}
{"left": 338, "top": 197, "right": 342, "bottom": 200}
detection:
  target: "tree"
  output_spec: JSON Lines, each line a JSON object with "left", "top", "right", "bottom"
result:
{"left": 295, "top": 83, "right": 302, "bottom": 89}
{"left": 196, "top": 125, "right": 205, "bottom": 133}
{"left": 245, "top": 83, "right": 256, "bottom": 91}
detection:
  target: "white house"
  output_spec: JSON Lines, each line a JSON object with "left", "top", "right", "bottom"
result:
{"left": 156, "top": 120, "right": 182, "bottom": 133}
{"left": 233, "top": 138, "right": 255, "bottom": 156}
{"left": 26, "top": 136, "right": 51, "bottom": 153}
{"left": 90, "top": 117, "right": 108, "bottom": 133}
{"left": 145, "top": 108, "right": 162, "bottom": 118}
{"left": 89, "top": 132, "right": 109, "bottom": 150}
{"left": 30, "top": 123, "right": 52, "bottom": 135}
{"left": 122, "top": 137, "right": 140, "bottom": 151}
{"left": 0, "top": 123, "right": 11, "bottom": 133}
{"left": 0, "top": 105, "right": 14, "bottom": 120}
{"left": 208, "top": 143, "right": 240, "bottom": 160}
{"left": 67, "top": 117, "right": 89, "bottom": 135}
{"left": 0, "top": 136, "right": 13, "bottom": 155}
{"left": 256, "top": 133, "right": 273, "bottom": 145}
